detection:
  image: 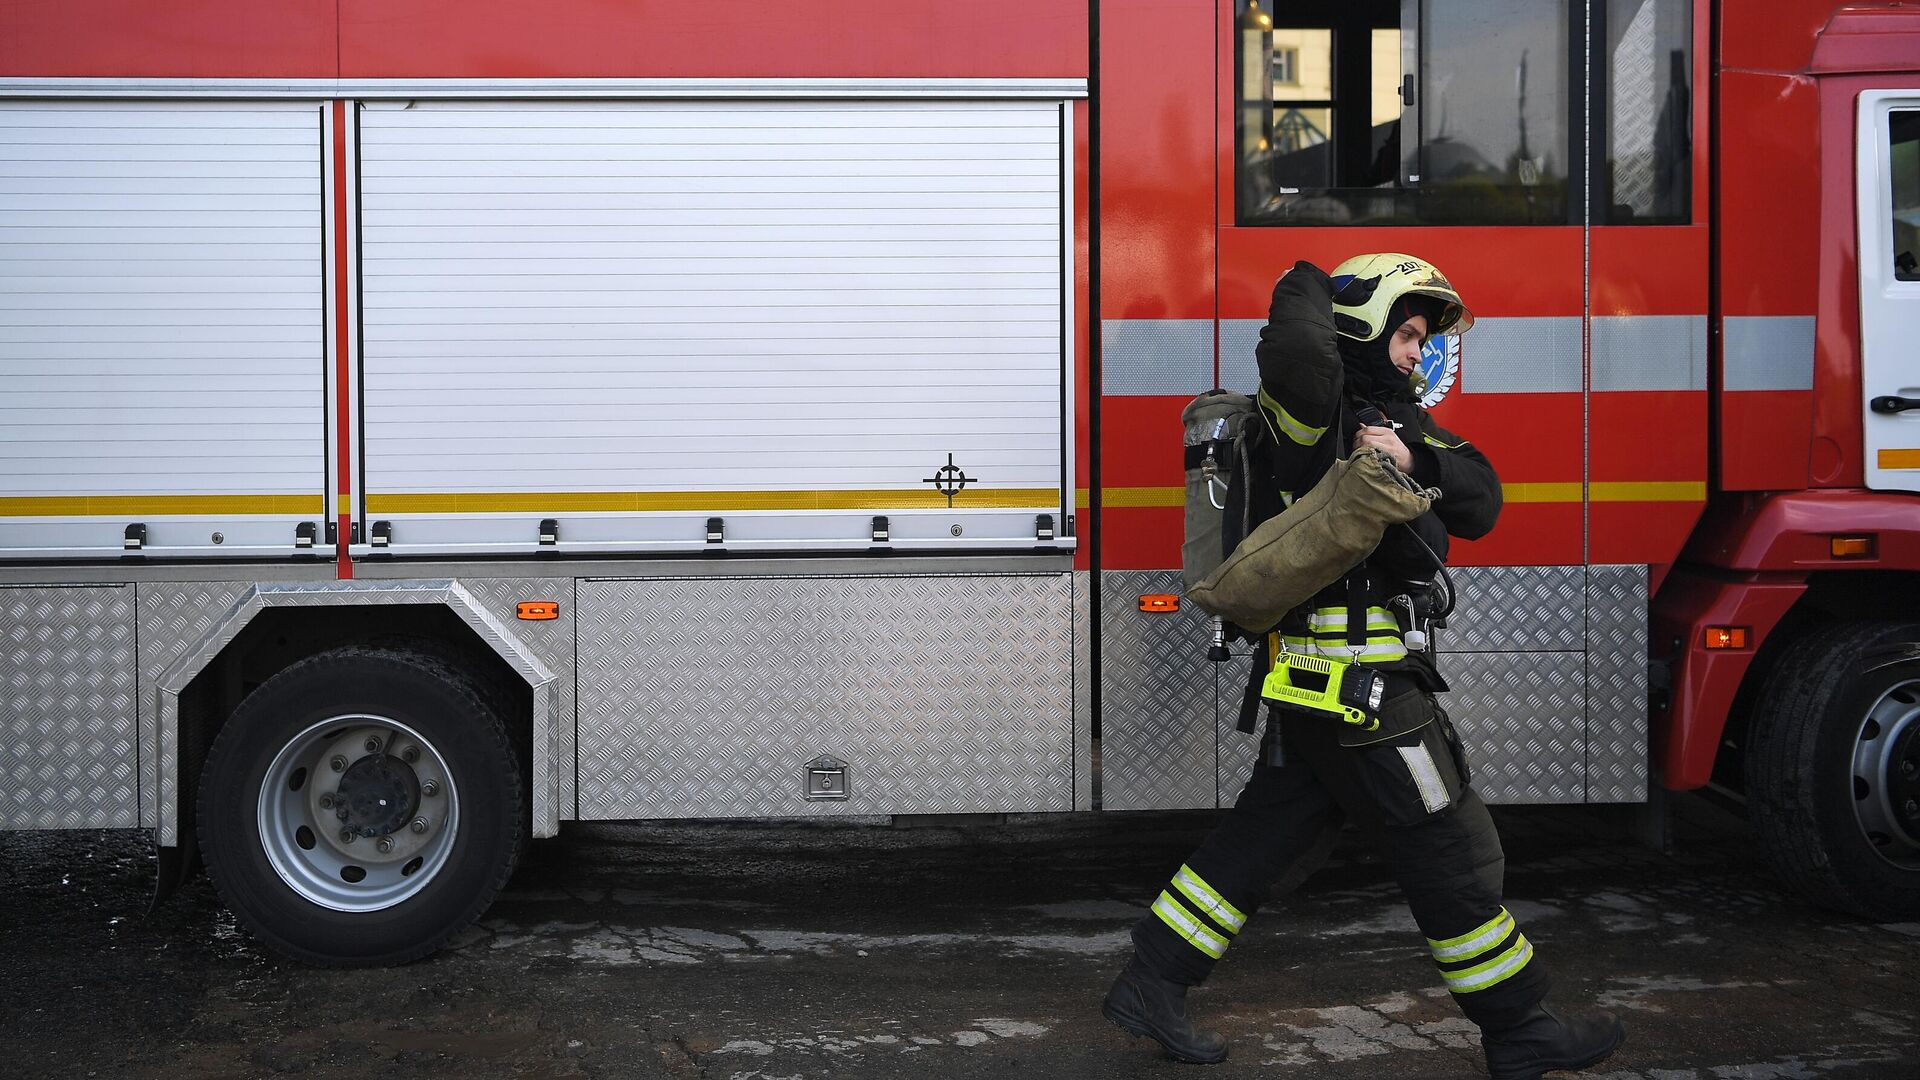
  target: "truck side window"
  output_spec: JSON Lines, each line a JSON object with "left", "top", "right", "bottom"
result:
{"left": 1599, "top": 0, "right": 1692, "bottom": 224}
{"left": 1892, "top": 111, "right": 1920, "bottom": 282}
{"left": 1235, "top": 0, "right": 1574, "bottom": 226}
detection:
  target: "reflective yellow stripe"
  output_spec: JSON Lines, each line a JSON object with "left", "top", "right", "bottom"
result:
{"left": 1285, "top": 639, "right": 1409, "bottom": 663}
{"left": 1151, "top": 892, "right": 1228, "bottom": 959}
{"left": 1258, "top": 386, "right": 1327, "bottom": 446}
{"left": 1171, "top": 865, "right": 1246, "bottom": 933}
{"left": 367, "top": 488, "right": 1061, "bottom": 514}
{"left": 1306, "top": 609, "right": 1399, "bottom": 634}
{"left": 1442, "top": 935, "right": 1535, "bottom": 993}
{"left": 1423, "top": 433, "right": 1466, "bottom": 450}
{"left": 1588, "top": 481, "right": 1707, "bottom": 502}
{"left": 1428, "top": 908, "right": 1515, "bottom": 962}
{"left": 0, "top": 494, "right": 325, "bottom": 517}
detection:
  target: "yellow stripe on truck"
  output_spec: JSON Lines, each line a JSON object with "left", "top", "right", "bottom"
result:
{"left": 1096, "top": 482, "right": 1704, "bottom": 507}
{"left": 366, "top": 489, "right": 1063, "bottom": 514}
{"left": 0, "top": 495, "right": 325, "bottom": 517}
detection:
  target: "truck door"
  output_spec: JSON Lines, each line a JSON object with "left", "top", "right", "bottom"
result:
{"left": 1859, "top": 92, "right": 1920, "bottom": 493}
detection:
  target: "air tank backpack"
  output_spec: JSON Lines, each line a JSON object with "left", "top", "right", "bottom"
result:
{"left": 1179, "top": 391, "right": 1438, "bottom": 635}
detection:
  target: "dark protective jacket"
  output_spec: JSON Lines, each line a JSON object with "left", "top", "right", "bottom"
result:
{"left": 1242, "top": 261, "right": 1503, "bottom": 687}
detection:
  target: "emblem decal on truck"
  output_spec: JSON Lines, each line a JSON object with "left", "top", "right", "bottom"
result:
{"left": 923, "top": 454, "right": 976, "bottom": 507}
{"left": 1417, "top": 335, "right": 1461, "bottom": 409}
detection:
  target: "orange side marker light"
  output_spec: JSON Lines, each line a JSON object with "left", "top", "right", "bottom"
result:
{"left": 1830, "top": 535, "right": 1876, "bottom": 559}
{"left": 1703, "top": 626, "right": 1749, "bottom": 650}
{"left": 517, "top": 601, "right": 560, "bottom": 621}
{"left": 1139, "top": 594, "right": 1180, "bottom": 613}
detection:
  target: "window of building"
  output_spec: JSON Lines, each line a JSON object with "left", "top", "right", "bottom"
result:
{"left": 1891, "top": 111, "right": 1920, "bottom": 282}
{"left": 1236, "top": 0, "right": 1575, "bottom": 226}
{"left": 1599, "top": 0, "right": 1692, "bottom": 223}
{"left": 1273, "top": 46, "right": 1300, "bottom": 86}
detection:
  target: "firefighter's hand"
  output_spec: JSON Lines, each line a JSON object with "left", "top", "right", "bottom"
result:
{"left": 1354, "top": 424, "right": 1412, "bottom": 472}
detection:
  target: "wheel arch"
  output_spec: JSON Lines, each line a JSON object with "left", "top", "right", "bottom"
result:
{"left": 157, "top": 580, "right": 558, "bottom": 849}
{"left": 1691, "top": 569, "right": 1920, "bottom": 794}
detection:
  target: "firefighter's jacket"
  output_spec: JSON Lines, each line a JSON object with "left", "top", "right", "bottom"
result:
{"left": 1247, "top": 261, "right": 1503, "bottom": 676}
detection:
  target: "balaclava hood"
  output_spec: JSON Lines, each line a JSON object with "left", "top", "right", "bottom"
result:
{"left": 1338, "top": 294, "right": 1440, "bottom": 405}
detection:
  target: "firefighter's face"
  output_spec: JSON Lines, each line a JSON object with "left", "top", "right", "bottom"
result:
{"left": 1389, "top": 313, "right": 1429, "bottom": 376}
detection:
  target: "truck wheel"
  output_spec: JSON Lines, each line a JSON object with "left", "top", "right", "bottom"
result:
{"left": 1746, "top": 620, "right": 1920, "bottom": 921}
{"left": 197, "top": 645, "right": 524, "bottom": 965}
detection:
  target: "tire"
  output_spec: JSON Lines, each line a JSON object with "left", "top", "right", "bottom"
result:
{"left": 1745, "top": 619, "right": 1920, "bottom": 921}
{"left": 198, "top": 645, "right": 524, "bottom": 966}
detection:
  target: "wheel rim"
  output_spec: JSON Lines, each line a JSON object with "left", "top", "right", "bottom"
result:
{"left": 257, "top": 714, "right": 460, "bottom": 912}
{"left": 1850, "top": 675, "right": 1920, "bottom": 871}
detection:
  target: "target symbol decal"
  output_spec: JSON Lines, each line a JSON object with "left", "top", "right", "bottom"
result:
{"left": 922, "top": 454, "right": 976, "bottom": 507}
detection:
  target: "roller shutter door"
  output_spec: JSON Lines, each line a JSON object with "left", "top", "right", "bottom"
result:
{"left": 357, "top": 99, "right": 1070, "bottom": 554}
{"left": 0, "top": 102, "right": 326, "bottom": 559}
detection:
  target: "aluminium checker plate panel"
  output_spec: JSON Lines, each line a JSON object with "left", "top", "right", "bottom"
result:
{"left": 456, "top": 577, "right": 580, "bottom": 821}
{"left": 576, "top": 573, "right": 1074, "bottom": 819}
{"left": 1100, "top": 569, "right": 1218, "bottom": 811}
{"left": 0, "top": 584, "right": 137, "bottom": 829}
{"left": 136, "top": 581, "right": 253, "bottom": 832}
{"left": 1586, "top": 564, "right": 1649, "bottom": 802}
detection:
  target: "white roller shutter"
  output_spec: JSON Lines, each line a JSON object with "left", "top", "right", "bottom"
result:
{"left": 0, "top": 102, "right": 326, "bottom": 559}
{"left": 357, "top": 99, "right": 1070, "bottom": 554}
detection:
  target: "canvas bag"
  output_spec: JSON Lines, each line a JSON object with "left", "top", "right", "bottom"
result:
{"left": 1185, "top": 447, "right": 1436, "bottom": 633}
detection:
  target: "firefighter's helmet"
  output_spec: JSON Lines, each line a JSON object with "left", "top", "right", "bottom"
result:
{"left": 1328, "top": 252, "right": 1474, "bottom": 341}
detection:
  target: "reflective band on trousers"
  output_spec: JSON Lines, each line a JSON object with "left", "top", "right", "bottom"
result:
{"left": 1152, "top": 891, "right": 1228, "bottom": 959}
{"left": 1442, "top": 935, "right": 1535, "bottom": 993}
{"left": 1171, "top": 865, "right": 1246, "bottom": 933}
{"left": 1429, "top": 908, "right": 1515, "bottom": 961}
{"left": 1259, "top": 386, "right": 1327, "bottom": 446}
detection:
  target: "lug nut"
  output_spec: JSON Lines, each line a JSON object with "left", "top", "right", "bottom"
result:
{"left": 1903, "top": 760, "right": 1917, "bottom": 778}
{"left": 376, "top": 836, "right": 395, "bottom": 854}
{"left": 365, "top": 737, "right": 382, "bottom": 754}
{"left": 336, "top": 806, "right": 349, "bottom": 821}
{"left": 318, "top": 794, "right": 335, "bottom": 810}
{"left": 410, "top": 817, "right": 429, "bottom": 834}
{"left": 339, "top": 828, "right": 356, "bottom": 844}
{"left": 1906, "top": 799, "right": 1919, "bottom": 819}
{"left": 421, "top": 780, "right": 439, "bottom": 798}
{"left": 330, "top": 755, "right": 348, "bottom": 772}
{"left": 402, "top": 746, "right": 420, "bottom": 764}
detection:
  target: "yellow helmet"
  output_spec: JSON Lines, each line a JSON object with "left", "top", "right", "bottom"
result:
{"left": 1328, "top": 253, "right": 1474, "bottom": 341}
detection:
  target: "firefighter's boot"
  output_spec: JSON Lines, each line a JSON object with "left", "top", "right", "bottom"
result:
{"left": 1480, "top": 1005, "right": 1626, "bottom": 1079}
{"left": 1101, "top": 954, "right": 1229, "bottom": 1064}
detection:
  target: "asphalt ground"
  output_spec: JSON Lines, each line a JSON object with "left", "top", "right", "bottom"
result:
{"left": 2, "top": 794, "right": 1916, "bottom": 1080}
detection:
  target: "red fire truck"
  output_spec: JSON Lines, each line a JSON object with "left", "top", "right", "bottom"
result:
{"left": 0, "top": 1, "right": 1915, "bottom": 965}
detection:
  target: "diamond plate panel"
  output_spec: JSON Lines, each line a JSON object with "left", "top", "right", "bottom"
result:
{"left": 1074, "top": 570, "right": 1093, "bottom": 811}
{"left": 1444, "top": 653, "right": 1586, "bottom": 804}
{"left": 457, "top": 577, "right": 579, "bottom": 823}
{"left": 0, "top": 585, "right": 137, "bottom": 829}
{"left": 577, "top": 574, "right": 1073, "bottom": 818}
{"left": 1586, "top": 565, "right": 1649, "bottom": 802}
{"left": 1443, "top": 566, "right": 1585, "bottom": 653}
{"left": 1100, "top": 570, "right": 1216, "bottom": 811}
{"left": 137, "top": 581, "right": 253, "bottom": 833}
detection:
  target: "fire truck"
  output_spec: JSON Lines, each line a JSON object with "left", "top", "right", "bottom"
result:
{"left": 0, "top": 0, "right": 1915, "bottom": 965}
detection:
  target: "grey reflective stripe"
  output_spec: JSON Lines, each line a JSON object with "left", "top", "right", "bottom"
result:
{"left": 1591, "top": 315, "right": 1707, "bottom": 391}
{"left": 1460, "top": 317, "right": 1583, "bottom": 394}
{"left": 1398, "top": 743, "right": 1453, "bottom": 813}
{"left": 1218, "top": 319, "right": 1263, "bottom": 390}
{"left": 1724, "top": 315, "right": 1815, "bottom": 391}
{"left": 1101, "top": 319, "right": 1214, "bottom": 396}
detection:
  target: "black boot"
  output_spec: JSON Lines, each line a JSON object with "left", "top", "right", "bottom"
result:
{"left": 1101, "top": 954, "right": 1229, "bottom": 1064}
{"left": 1481, "top": 1005, "right": 1626, "bottom": 1080}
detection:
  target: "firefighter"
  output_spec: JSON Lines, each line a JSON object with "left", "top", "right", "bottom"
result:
{"left": 1101, "top": 254, "right": 1628, "bottom": 1079}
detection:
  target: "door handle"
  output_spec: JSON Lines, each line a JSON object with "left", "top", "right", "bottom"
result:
{"left": 1870, "top": 395, "right": 1920, "bottom": 414}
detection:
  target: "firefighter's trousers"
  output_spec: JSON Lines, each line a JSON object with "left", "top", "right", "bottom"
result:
{"left": 1131, "top": 695, "right": 1551, "bottom": 1031}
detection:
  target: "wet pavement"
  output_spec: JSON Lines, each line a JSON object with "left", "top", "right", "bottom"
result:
{"left": 2, "top": 793, "right": 1916, "bottom": 1079}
